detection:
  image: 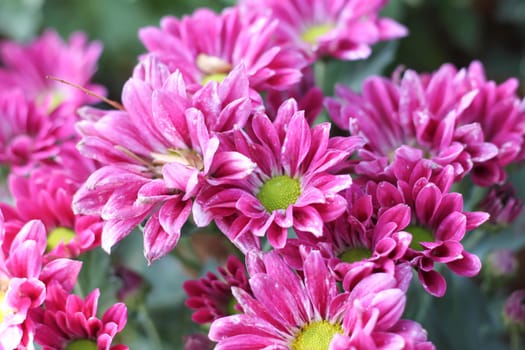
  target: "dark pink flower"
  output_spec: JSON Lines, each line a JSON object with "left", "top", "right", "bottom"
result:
{"left": 503, "top": 289, "right": 525, "bottom": 328}
{"left": 241, "top": 0, "right": 407, "bottom": 61}
{"left": 31, "top": 285, "right": 128, "bottom": 350}
{"left": 1, "top": 144, "right": 101, "bottom": 260}
{"left": 139, "top": 6, "right": 306, "bottom": 92}
{"left": 0, "top": 29, "right": 105, "bottom": 116}
{"left": 477, "top": 183, "right": 523, "bottom": 227}
{"left": 368, "top": 152, "right": 489, "bottom": 296}
{"left": 73, "top": 57, "right": 256, "bottom": 263}
{"left": 195, "top": 99, "right": 363, "bottom": 251}
{"left": 183, "top": 255, "right": 249, "bottom": 324}
{"left": 209, "top": 250, "right": 433, "bottom": 349}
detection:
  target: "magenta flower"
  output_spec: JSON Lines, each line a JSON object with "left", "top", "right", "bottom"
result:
{"left": 0, "top": 215, "right": 82, "bottom": 349}
{"left": 240, "top": 0, "right": 407, "bottom": 61}
{"left": 0, "top": 90, "right": 68, "bottom": 174}
{"left": 0, "top": 29, "right": 104, "bottom": 115}
{"left": 31, "top": 285, "right": 128, "bottom": 350}
{"left": 503, "top": 289, "right": 525, "bottom": 328}
{"left": 456, "top": 61, "right": 525, "bottom": 186}
{"left": 183, "top": 255, "right": 250, "bottom": 324}
{"left": 73, "top": 57, "right": 256, "bottom": 262}
{"left": 139, "top": 6, "right": 306, "bottom": 92}
{"left": 209, "top": 250, "right": 433, "bottom": 349}
{"left": 1, "top": 151, "right": 102, "bottom": 260}
{"left": 477, "top": 183, "right": 523, "bottom": 226}
{"left": 368, "top": 150, "right": 489, "bottom": 296}
{"left": 195, "top": 99, "right": 363, "bottom": 251}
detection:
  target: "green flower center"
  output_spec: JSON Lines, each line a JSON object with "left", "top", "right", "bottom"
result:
{"left": 339, "top": 247, "right": 371, "bottom": 263}
{"left": 66, "top": 339, "right": 98, "bottom": 350}
{"left": 291, "top": 320, "right": 344, "bottom": 350}
{"left": 196, "top": 53, "right": 232, "bottom": 85}
{"left": 301, "top": 24, "right": 334, "bottom": 45}
{"left": 47, "top": 227, "right": 75, "bottom": 252}
{"left": 407, "top": 225, "right": 434, "bottom": 251}
{"left": 257, "top": 175, "right": 301, "bottom": 212}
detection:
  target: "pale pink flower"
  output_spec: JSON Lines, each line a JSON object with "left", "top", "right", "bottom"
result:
{"left": 240, "top": 0, "right": 407, "bottom": 61}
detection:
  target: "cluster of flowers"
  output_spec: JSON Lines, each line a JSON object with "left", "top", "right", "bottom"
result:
{"left": 0, "top": 0, "right": 524, "bottom": 349}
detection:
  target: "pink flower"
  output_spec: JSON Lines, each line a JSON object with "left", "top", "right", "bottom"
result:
{"left": 183, "top": 255, "right": 250, "bottom": 324}
{"left": 0, "top": 214, "right": 82, "bottom": 349}
{"left": 477, "top": 183, "right": 523, "bottom": 226}
{"left": 31, "top": 285, "right": 128, "bottom": 350}
{"left": 139, "top": 6, "right": 306, "bottom": 92}
{"left": 209, "top": 249, "right": 433, "bottom": 349}
{"left": 195, "top": 99, "right": 363, "bottom": 251}
{"left": 0, "top": 90, "right": 67, "bottom": 174}
{"left": 0, "top": 29, "right": 105, "bottom": 116}
{"left": 367, "top": 151, "right": 489, "bottom": 296}
{"left": 73, "top": 57, "right": 256, "bottom": 263}
{"left": 503, "top": 289, "right": 525, "bottom": 328}
{"left": 240, "top": 0, "right": 407, "bottom": 61}
{"left": 0, "top": 148, "right": 102, "bottom": 260}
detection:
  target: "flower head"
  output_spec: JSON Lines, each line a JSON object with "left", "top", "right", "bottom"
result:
{"left": 31, "top": 285, "right": 128, "bottom": 350}
{"left": 73, "top": 57, "right": 256, "bottom": 262}
{"left": 209, "top": 249, "right": 433, "bottom": 349}
{"left": 195, "top": 99, "right": 363, "bottom": 251}
{"left": 241, "top": 0, "right": 407, "bottom": 61}
{"left": 139, "top": 6, "right": 306, "bottom": 92}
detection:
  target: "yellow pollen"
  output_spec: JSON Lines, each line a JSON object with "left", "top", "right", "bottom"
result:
{"left": 257, "top": 175, "right": 301, "bottom": 212}
{"left": 151, "top": 148, "right": 204, "bottom": 170}
{"left": 196, "top": 53, "right": 232, "bottom": 84}
{"left": 47, "top": 227, "right": 75, "bottom": 252}
{"left": 291, "top": 320, "right": 344, "bottom": 350}
{"left": 66, "top": 339, "right": 98, "bottom": 350}
{"left": 0, "top": 278, "right": 14, "bottom": 323}
{"left": 301, "top": 24, "right": 334, "bottom": 45}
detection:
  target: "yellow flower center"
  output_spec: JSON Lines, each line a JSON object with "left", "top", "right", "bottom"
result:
{"left": 151, "top": 148, "right": 204, "bottom": 171}
{"left": 407, "top": 225, "right": 434, "bottom": 251}
{"left": 301, "top": 24, "right": 334, "bottom": 45}
{"left": 66, "top": 339, "right": 98, "bottom": 350}
{"left": 291, "top": 320, "right": 344, "bottom": 350}
{"left": 257, "top": 175, "right": 301, "bottom": 212}
{"left": 339, "top": 247, "right": 371, "bottom": 263}
{"left": 0, "top": 278, "right": 13, "bottom": 323}
{"left": 196, "top": 53, "right": 232, "bottom": 84}
{"left": 47, "top": 227, "right": 76, "bottom": 252}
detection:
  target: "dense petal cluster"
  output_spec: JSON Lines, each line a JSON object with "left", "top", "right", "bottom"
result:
{"left": 31, "top": 285, "right": 128, "bottom": 350}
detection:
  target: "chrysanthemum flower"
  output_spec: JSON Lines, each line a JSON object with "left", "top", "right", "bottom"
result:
{"left": 0, "top": 214, "right": 82, "bottom": 349}
{"left": 477, "top": 183, "right": 523, "bottom": 227}
{"left": 0, "top": 29, "right": 104, "bottom": 116}
{"left": 183, "top": 255, "right": 249, "bottom": 324}
{"left": 139, "top": 6, "right": 306, "bottom": 92}
{"left": 195, "top": 99, "right": 363, "bottom": 251}
{"left": 31, "top": 285, "right": 128, "bottom": 350}
{"left": 367, "top": 150, "right": 489, "bottom": 296}
{"left": 0, "top": 90, "right": 68, "bottom": 174}
{"left": 454, "top": 61, "right": 525, "bottom": 185}
{"left": 240, "top": 0, "right": 407, "bottom": 61}
{"left": 209, "top": 250, "right": 434, "bottom": 349}
{"left": 73, "top": 57, "right": 256, "bottom": 263}
{"left": 1, "top": 146, "right": 101, "bottom": 260}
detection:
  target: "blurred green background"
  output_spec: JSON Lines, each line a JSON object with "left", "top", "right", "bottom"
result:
{"left": 2, "top": 0, "right": 525, "bottom": 349}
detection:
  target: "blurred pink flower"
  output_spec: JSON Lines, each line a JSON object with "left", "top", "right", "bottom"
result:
{"left": 241, "top": 0, "right": 407, "bottom": 61}
{"left": 31, "top": 285, "right": 128, "bottom": 350}
{"left": 0, "top": 29, "right": 105, "bottom": 116}
{"left": 139, "top": 6, "right": 306, "bottom": 92}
